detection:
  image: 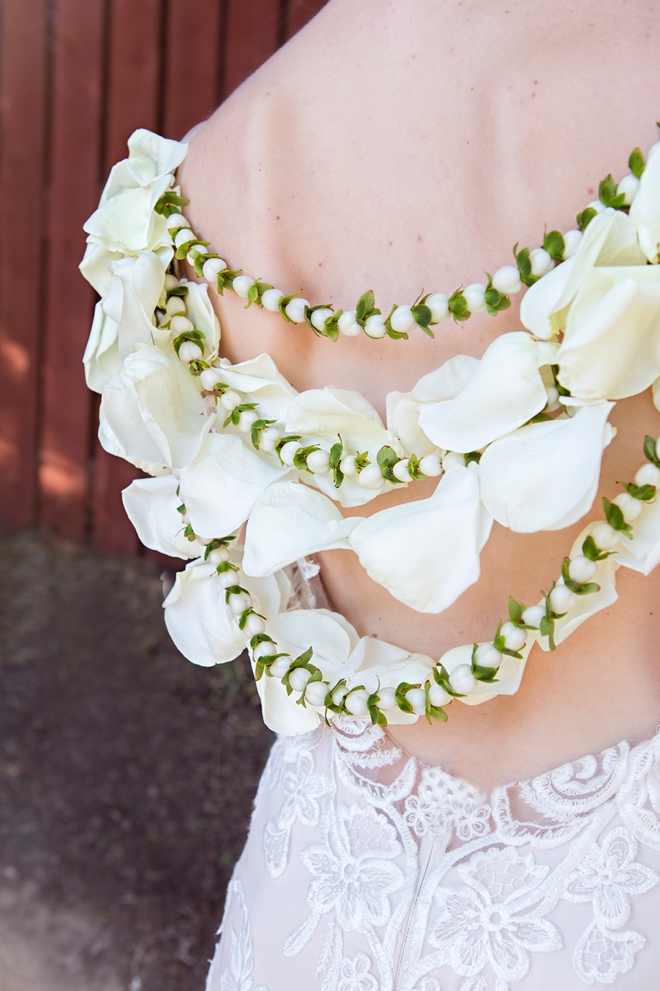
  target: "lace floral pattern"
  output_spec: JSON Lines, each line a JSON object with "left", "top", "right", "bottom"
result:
{"left": 208, "top": 721, "right": 660, "bottom": 990}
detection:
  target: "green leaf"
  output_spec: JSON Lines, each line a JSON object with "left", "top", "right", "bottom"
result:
{"left": 406, "top": 453, "right": 426, "bottom": 481}
{"left": 275, "top": 435, "right": 301, "bottom": 464}
{"left": 224, "top": 584, "right": 246, "bottom": 603}
{"left": 539, "top": 613, "right": 556, "bottom": 651}
{"left": 154, "top": 190, "right": 190, "bottom": 216}
{"left": 355, "top": 290, "right": 376, "bottom": 324}
{"left": 576, "top": 207, "right": 597, "bottom": 232}
{"left": 166, "top": 285, "right": 189, "bottom": 298}
{"left": 581, "top": 535, "right": 612, "bottom": 562}
{"left": 293, "top": 444, "right": 320, "bottom": 473}
{"left": 277, "top": 292, "right": 301, "bottom": 322}
{"left": 629, "top": 147, "right": 645, "bottom": 180}
{"left": 543, "top": 229, "right": 566, "bottom": 261}
{"left": 602, "top": 496, "right": 633, "bottom": 536}
{"left": 643, "top": 435, "right": 660, "bottom": 468}
{"left": 384, "top": 305, "right": 409, "bottom": 341}
{"left": 411, "top": 303, "right": 432, "bottom": 328}
{"left": 250, "top": 418, "right": 275, "bottom": 450}
{"left": 465, "top": 451, "right": 481, "bottom": 465}
{"left": 550, "top": 364, "right": 571, "bottom": 398}
{"left": 484, "top": 277, "right": 511, "bottom": 316}
{"left": 598, "top": 174, "right": 626, "bottom": 209}
{"left": 624, "top": 481, "right": 656, "bottom": 501}
{"left": 448, "top": 288, "right": 471, "bottom": 322}
{"left": 394, "top": 682, "right": 418, "bottom": 714}
{"left": 175, "top": 238, "right": 209, "bottom": 260}
{"left": 376, "top": 445, "right": 401, "bottom": 481}
{"left": 513, "top": 244, "right": 537, "bottom": 287}
{"left": 508, "top": 597, "right": 524, "bottom": 625}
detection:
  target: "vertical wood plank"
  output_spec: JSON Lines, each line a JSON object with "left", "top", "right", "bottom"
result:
{"left": 163, "top": 0, "right": 223, "bottom": 141}
{"left": 89, "top": 0, "right": 164, "bottom": 556}
{"left": 0, "top": 0, "right": 49, "bottom": 531}
{"left": 39, "top": 0, "right": 106, "bottom": 539}
{"left": 223, "top": 0, "right": 281, "bottom": 99}
{"left": 285, "top": 0, "right": 327, "bottom": 39}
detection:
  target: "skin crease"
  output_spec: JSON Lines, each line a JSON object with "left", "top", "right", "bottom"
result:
{"left": 178, "top": 0, "right": 660, "bottom": 789}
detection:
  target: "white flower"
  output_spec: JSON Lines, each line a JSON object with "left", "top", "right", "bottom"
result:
{"left": 299, "top": 803, "right": 404, "bottom": 931}
{"left": 285, "top": 387, "right": 402, "bottom": 507}
{"left": 429, "top": 847, "right": 561, "bottom": 983}
{"left": 100, "top": 343, "right": 209, "bottom": 470}
{"left": 573, "top": 922, "right": 645, "bottom": 986}
{"left": 404, "top": 765, "right": 491, "bottom": 840}
{"left": 163, "top": 552, "right": 289, "bottom": 668}
{"left": 83, "top": 251, "right": 168, "bottom": 392}
{"left": 122, "top": 474, "right": 206, "bottom": 559}
{"left": 178, "top": 433, "right": 289, "bottom": 540}
{"left": 256, "top": 609, "right": 359, "bottom": 735}
{"left": 213, "top": 354, "right": 298, "bottom": 424}
{"left": 563, "top": 827, "right": 658, "bottom": 927}
{"left": 630, "top": 140, "right": 660, "bottom": 262}
{"left": 417, "top": 333, "right": 558, "bottom": 453}
{"left": 242, "top": 480, "right": 362, "bottom": 577}
{"left": 348, "top": 464, "right": 492, "bottom": 613}
{"left": 336, "top": 953, "right": 378, "bottom": 991}
{"left": 478, "top": 402, "right": 615, "bottom": 532}
{"left": 386, "top": 354, "right": 479, "bottom": 456}
{"left": 614, "top": 497, "right": 660, "bottom": 576}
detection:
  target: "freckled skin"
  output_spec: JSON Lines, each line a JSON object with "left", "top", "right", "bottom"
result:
{"left": 179, "top": 0, "right": 660, "bottom": 788}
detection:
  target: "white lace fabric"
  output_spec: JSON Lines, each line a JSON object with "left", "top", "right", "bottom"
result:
{"left": 206, "top": 718, "right": 660, "bottom": 991}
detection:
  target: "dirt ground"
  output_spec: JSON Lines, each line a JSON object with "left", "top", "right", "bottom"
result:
{"left": 0, "top": 530, "right": 274, "bottom": 991}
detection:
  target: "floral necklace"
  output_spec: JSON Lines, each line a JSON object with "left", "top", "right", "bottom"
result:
{"left": 80, "top": 128, "right": 660, "bottom": 736}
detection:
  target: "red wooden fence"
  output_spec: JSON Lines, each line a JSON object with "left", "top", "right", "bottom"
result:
{"left": 0, "top": 0, "right": 327, "bottom": 554}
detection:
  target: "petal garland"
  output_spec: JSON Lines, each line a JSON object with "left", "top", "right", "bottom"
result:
{"left": 122, "top": 474, "right": 207, "bottom": 559}
{"left": 214, "top": 354, "right": 298, "bottom": 423}
{"left": 630, "top": 140, "right": 660, "bottom": 263}
{"left": 348, "top": 464, "right": 492, "bottom": 613}
{"left": 614, "top": 499, "right": 660, "bottom": 576}
{"left": 478, "top": 402, "right": 614, "bottom": 532}
{"left": 439, "top": 638, "right": 536, "bottom": 705}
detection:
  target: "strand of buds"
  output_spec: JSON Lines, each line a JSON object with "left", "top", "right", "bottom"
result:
{"left": 154, "top": 146, "right": 647, "bottom": 343}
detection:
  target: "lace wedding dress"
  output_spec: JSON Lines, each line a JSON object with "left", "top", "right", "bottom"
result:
{"left": 206, "top": 715, "right": 660, "bottom": 991}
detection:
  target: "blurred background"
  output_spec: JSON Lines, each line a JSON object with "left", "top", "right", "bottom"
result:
{"left": 0, "top": 2, "right": 327, "bottom": 988}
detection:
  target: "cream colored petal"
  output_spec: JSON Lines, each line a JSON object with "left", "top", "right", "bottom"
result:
{"left": 417, "top": 333, "right": 554, "bottom": 453}
{"left": 214, "top": 353, "right": 298, "bottom": 423}
{"left": 83, "top": 301, "right": 120, "bottom": 393}
{"left": 439, "top": 638, "right": 536, "bottom": 705}
{"left": 163, "top": 560, "right": 247, "bottom": 666}
{"left": 105, "top": 251, "right": 167, "bottom": 361}
{"left": 478, "top": 402, "right": 614, "bottom": 532}
{"left": 97, "top": 402, "right": 169, "bottom": 476}
{"left": 243, "top": 480, "right": 362, "bottom": 576}
{"left": 179, "top": 432, "right": 288, "bottom": 538}
{"left": 286, "top": 386, "right": 391, "bottom": 448}
{"left": 614, "top": 498, "right": 660, "bottom": 576}
{"left": 126, "top": 129, "right": 189, "bottom": 185}
{"left": 349, "top": 464, "right": 492, "bottom": 613}
{"left": 79, "top": 240, "right": 123, "bottom": 296}
{"left": 184, "top": 281, "right": 221, "bottom": 359}
{"left": 520, "top": 257, "right": 575, "bottom": 341}
{"left": 122, "top": 474, "right": 206, "bottom": 559}
{"left": 336, "top": 637, "right": 435, "bottom": 725}
{"left": 630, "top": 140, "right": 660, "bottom": 263}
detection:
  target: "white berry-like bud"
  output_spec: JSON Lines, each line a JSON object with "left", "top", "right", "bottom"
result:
{"left": 449, "top": 664, "right": 477, "bottom": 694}
{"left": 592, "top": 522, "right": 620, "bottom": 552}
{"left": 280, "top": 441, "right": 301, "bottom": 466}
{"left": 635, "top": 463, "right": 660, "bottom": 488}
{"left": 376, "top": 688, "right": 397, "bottom": 710}
{"left": 562, "top": 229, "right": 583, "bottom": 259}
{"left": 492, "top": 265, "right": 522, "bottom": 295}
{"left": 588, "top": 199, "right": 606, "bottom": 214}
{"left": 405, "top": 688, "right": 427, "bottom": 715}
{"left": 253, "top": 640, "right": 275, "bottom": 661}
{"left": 288, "top": 667, "right": 312, "bottom": 692}
{"left": 174, "top": 228, "right": 195, "bottom": 248}
{"left": 208, "top": 547, "right": 230, "bottom": 566}
{"left": 261, "top": 288, "right": 284, "bottom": 311}
{"left": 307, "top": 449, "right": 330, "bottom": 474}
{"left": 427, "top": 293, "right": 449, "bottom": 322}
{"left": 340, "top": 455, "right": 357, "bottom": 476}
{"left": 442, "top": 451, "right": 466, "bottom": 470}
{"left": 499, "top": 622, "right": 526, "bottom": 651}
{"left": 358, "top": 463, "right": 385, "bottom": 489}
{"left": 270, "top": 656, "right": 291, "bottom": 679}
{"left": 218, "top": 570, "right": 237, "bottom": 588}
{"left": 545, "top": 384, "right": 561, "bottom": 411}
{"left": 166, "top": 295, "right": 187, "bottom": 316}
{"left": 259, "top": 427, "right": 280, "bottom": 453}
{"left": 238, "top": 409, "right": 259, "bottom": 433}
{"left": 338, "top": 310, "right": 362, "bottom": 336}
{"left": 220, "top": 390, "right": 242, "bottom": 411}
{"left": 390, "top": 305, "right": 416, "bottom": 333}
{"left": 392, "top": 459, "right": 410, "bottom": 482}
{"left": 549, "top": 583, "right": 577, "bottom": 614}
{"left": 166, "top": 213, "right": 186, "bottom": 230}
{"left": 464, "top": 283, "right": 487, "bottom": 313}
{"left": 232, "top": 275, "right": 255, "bottom": 298}
{"left": 228, "top": 592, "right": 251, "bottom": 615}
{"left": 305, "top": 680, "right": 329, "bottom": 707}
{"left": 345, "top": 689, "right": 370, "bottom": 716}
{"left": 613, "top": 492, "right": 643, "bottom": 522}
{"left": 474, "top": 643, "right": 502, "bottom": 669}
{"left": 202, "top": 258, "right": 226, "bottom": 281}
{"left": 418, "top": 453, "right": 442, "bottom": 477}
{"left": 244, "top": 613, "right": 266, "bottom": 637}
{"left": 331, "top": 685, "right": 347, "bottom": 706}
{"left": 178, "top": 340, "right": 203, "bottom": 362}
{"left": 364, "top": 313, "right": 387, "bottom": 338}
{"left": 618, "top": 173, "right": 640, "bottom": 206}
{"left": 521, "top": 604, "right": 546, "bottom": 628}
{"left": 529, "top": 247, "right": 554, "bottom": 278}
{"left": 568, "top": 555, "right": 598, "bottom": 583}
{"left": 428, "top": 683, "right": 451, "bottom": 707}
{"left": 200, "top": 368, "right": 224, "bottom": 390}
{"left": 164, "top": 274, "right": 180, "bottom": 291}
{"left": 310, "top": 307, "right": 333, "bottom": 331}
{"left": 170, "top": 315, "right": 194, "bottom": 334}
{"left": 285, "top": 298, "right": 309, "bottom": 323}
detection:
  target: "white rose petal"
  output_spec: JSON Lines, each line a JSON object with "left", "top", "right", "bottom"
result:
{"left": 630, "top": 140, "right": 660, "bottom": 263}
{"left": 520, "top": 256, "right": 576, "bottom": 341}
{"left": 122, "top": 474, "right": 206, "bottom": 559}
{"left": 348, "top": 464, "right": 492, "bottom": 613}
{"left": 335, "top": 637, "right": 436, "bottom": 725}
{"left": 215, "top": 353, "right": 298, "bottom": 424}
{"left": 439, "top": 638, "right": 536, "bottom": 705}
{"left": 478, "top": 401, "right": 614, "bottom": 532}
{"left": 243, "top": 480, "right": 362, "bottom": 576}
{"left": 182, "top": 280, "right": 220, "bottom": 360}
{"left": 614, "top": 497, "right": 660, "bottom": 576}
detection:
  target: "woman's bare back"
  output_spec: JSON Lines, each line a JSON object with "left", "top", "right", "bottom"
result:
{"left": 179, "top": 0, "right": 660, "bottom": 788}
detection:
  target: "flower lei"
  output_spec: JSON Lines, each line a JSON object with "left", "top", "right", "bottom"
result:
{"left": 80, "top": 128, "right": 660, "bottom": 736}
